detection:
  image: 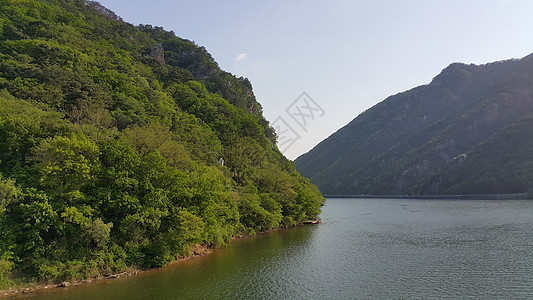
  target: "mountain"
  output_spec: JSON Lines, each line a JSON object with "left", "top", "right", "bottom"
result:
{"left": 0, "top": 0, "right": 323, "bottom": 287}
{"left": 295, "top": 53, "right": 533, "bottom": 195}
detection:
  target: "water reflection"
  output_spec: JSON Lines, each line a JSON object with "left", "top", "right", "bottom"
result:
{"left": 21, "top": 198, "right": 533, "bottom": 300}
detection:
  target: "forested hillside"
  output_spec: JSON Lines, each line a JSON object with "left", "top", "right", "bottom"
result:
{"left": 0, "top": 0, "right": 323, "bottom": 287}
{"left": 296, "top": 53, "right": 533, "bottom": 195}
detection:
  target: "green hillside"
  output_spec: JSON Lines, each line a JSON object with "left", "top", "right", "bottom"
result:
{"left": 295, "top": 54, "right": 533, "bottom": 195}
{"left": 0, "top": 0, "right": 323, "bottom": 287}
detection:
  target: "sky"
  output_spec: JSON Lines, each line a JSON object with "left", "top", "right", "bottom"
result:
{"left": 97, "top": 0, "right": 533, "bottom": 160}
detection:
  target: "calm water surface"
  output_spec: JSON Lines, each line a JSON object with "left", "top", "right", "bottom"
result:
{"left": 23, "top": 198, "right": 533, "bottom": 299}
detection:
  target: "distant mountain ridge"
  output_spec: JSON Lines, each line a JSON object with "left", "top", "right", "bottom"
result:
{"left": 295, "top": 53, "right": 533, "bottom": 195}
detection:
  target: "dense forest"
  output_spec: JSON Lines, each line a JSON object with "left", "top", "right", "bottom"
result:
{"left": 0, "top": 0, "right": 324, "bottom": 287}
{"left": 296, "top": 53, "right": 533, "bottom": 195}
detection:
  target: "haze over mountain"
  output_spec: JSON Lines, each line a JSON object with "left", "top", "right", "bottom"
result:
{"left": 295, "top": 53, "right": 533, "bottom": 195}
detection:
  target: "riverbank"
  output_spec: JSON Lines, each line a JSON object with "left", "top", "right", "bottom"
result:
{"left": 0, "top": 269, "right": 142, "bottom": 298}
{"left": 0, "top": 243, "right": 213, "bottom": 298}
{"left": 0, "top": 222, "right": 320, "bottom": 298}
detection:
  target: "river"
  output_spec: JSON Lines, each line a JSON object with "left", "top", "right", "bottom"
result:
{"left": 21, "top": 198, "right": 533, "bottom": 299}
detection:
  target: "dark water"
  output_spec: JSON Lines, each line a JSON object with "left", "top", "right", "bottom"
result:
{"left": 23, "top": 198, "right": 533, "bottom": 299}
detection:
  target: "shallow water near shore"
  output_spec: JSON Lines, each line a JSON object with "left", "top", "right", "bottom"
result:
{"left": 17, "top": 198, "right": 533, "bottom": 299}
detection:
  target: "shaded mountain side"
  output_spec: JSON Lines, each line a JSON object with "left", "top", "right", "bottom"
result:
{"left": 296, "top": 53, "right": 533, "bottom": 195}
{"left": 420, "top": 113, "right": 533, "bottom": 194}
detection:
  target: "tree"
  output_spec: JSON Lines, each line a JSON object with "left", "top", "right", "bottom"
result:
{"left": 224, "top": 137, "right": 265, "bottom": 182}
{"left": 0, "top": 175, "right": 19, "bottom": 214}
{"left": 32, "top": 134, "right": 100, "bottom": 196}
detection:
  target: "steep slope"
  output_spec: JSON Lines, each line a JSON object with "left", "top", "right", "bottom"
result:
{"left": 295, "top": 53, "right": 533, "bottom": 195}
{"left": 420, "top": 113, "right": 533, "bottom": 194}
{"left": 0, "top": 0, "right": 323, "bottom": 287}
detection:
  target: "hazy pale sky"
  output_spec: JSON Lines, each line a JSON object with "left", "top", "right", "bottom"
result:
{"left": 97, "top": 0, "right": 533, "bottom": 159}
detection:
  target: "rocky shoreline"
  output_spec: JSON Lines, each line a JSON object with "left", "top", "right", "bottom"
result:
{"left": 0, "top": 269, "right": 142, "bottom": 298}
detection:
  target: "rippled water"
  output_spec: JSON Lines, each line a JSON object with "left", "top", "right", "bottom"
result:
{"left": 22, "top": 198, "right": 533, "bottom": 299}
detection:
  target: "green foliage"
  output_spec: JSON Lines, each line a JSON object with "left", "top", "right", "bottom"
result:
{"left": 0, "top": 175, "right": 19, "bottom": 214}
{"left": 0, "top": 251, "right": 14, "bottom": 289}
{"left": 33, "top": 134, "right": 100, "bottom": 194}
{"left": 83, "top": 219, "right": 113, "bottom": 248}
{"left": 238, "top": 192, "right": 281, "bottom": 234}
{"left": 0, "top": 90, "right": 70, "bottom": 176}
{"left": 0, "top": 0, "right": 323, "bottom": 286}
